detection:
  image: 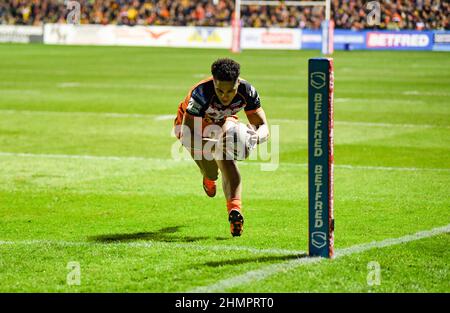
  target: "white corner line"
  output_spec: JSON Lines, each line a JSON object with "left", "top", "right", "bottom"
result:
{"left": 188, "top": 224, "right": 450, "bottom": 293}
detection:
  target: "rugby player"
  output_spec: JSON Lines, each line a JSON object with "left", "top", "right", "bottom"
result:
{"left": 174, "top": 58, "right": 269, "bottom": 236}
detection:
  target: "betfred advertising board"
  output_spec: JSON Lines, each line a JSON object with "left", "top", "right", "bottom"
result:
{"left": 366, "top": 31, "right": 433, "bottom": 50}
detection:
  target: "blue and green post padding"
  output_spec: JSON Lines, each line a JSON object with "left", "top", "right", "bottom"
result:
{"left": 308, "top": 58, "right": 335, "bottom": 258}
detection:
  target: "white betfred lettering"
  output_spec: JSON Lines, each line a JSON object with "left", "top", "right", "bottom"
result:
{"left": 419, "top": 34, "right": 429, "bottom": 46}
{"left": 368, "top": 33, "right": 430, "bottom": 48}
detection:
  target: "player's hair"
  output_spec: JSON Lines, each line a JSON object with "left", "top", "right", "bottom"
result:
{"left": 211, "top": 58, "right": 240, "bottom": 82}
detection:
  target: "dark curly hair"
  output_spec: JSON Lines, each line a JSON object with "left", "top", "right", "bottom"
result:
{"left": 211, "top": 58, "right": 240, "bottom": 82}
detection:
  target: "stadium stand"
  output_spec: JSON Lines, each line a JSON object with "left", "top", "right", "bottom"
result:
{"left": 0, "top": 0, "right": 448, "bottom": 30}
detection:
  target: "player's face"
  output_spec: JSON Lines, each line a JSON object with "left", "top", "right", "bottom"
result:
{"left": 213, "top": 79, "right": 239, "bottom": 106}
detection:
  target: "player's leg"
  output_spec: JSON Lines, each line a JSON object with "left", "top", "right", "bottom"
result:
{"left": 215, "top": 159, "right": 241, "bottom": 204}
{"left": 215, "top": 118, "right": 244, "bottom": 236}
{"left": 189, "top": 149, "right": 219, "bottom": 197}
{"left": 195, "top": 122, "right": 226, "bottom": 197}
{"left": 189, "top": 146, "right": 219, "bottom": 181}
{"left": 216, "top": 118, "right": 242, "bottom": 201}
{"left": 215, "top": 158, "right": 244, "bottom": 237}
{"left": 193, "top": 159, "right": 219, "bottom": 181}
{"left": 176, "top": 115, "right": 220, "bottom": 198}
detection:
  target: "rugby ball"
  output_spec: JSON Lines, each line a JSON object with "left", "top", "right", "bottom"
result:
{"left": 217, "top": 122, "right": 256, "bottom": 161}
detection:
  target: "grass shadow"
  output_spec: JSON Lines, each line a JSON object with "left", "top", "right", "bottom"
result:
{"left": 203, "top": 253, "right": 308, "bottom": 267}
{"left": 88, "top": 226, "right": 210, "bottom": 243}
{"left": 214, "top": 237, "right": 230, "bottom": 241}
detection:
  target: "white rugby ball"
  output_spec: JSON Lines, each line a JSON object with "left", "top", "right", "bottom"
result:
{"left": 217, "top": 122, "right": 255, "bottom": 161}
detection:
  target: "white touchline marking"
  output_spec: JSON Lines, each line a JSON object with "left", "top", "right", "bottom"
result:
{"left": 1, "top": 109, "right": 449, "bottom": 130}
{"left": 0, "top": 109, "right": 156, "bottom": 119}
{"left": 244, "top": 162, "right": 450, "bottom": 173}
{"left": 58, "top": 82, "right": 80, "bottom": 88}
{"left": 334, "top": 98, "right": 352, "bottom": 103}
{"left": 0, "top": 89, "right": 42, "bottom": 95}
{"left": 56, "top": 82, "right": 185, "bottom": 91}
{"left": 0, "top": 152, "right": 449, "bottom": 173}
{"left": 331, "top": 164, "right": 450, "bottom": 173}
{"left": 188, "top": 224, "right": 450, "bottom": 293}
{"left": 335, "top": 120, "right": 444, "bottom": 129}
{"left": 0, "top": 152, "right": 156, "bottom": 162}
{"left": 0, "top": 239, "right": 305, "bottom": 256}
{"left": 271, "top": 119, "right": 450, "bottom": 129}
{"left": 334, "top": 98, "right": 426, "bottom": 105}
{"left": 154, "top": 115, "right": 175, "bottom": 121}
{"left": 193, "top": 74, "right": 209, "bottom": 78}
{"left": 335, "top": 224, "right": 450, "bottom": 257}
{"left": 403, "top": 91, "right": 450, "bottom": 96}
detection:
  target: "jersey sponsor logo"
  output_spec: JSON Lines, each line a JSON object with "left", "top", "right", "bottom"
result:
{"left": 205, "top": 107, "right": 234, "bottom": 121}
{"left": 229, "top": 100, "right": 242, "bottom": 108}
{"left": 205, "top": 98, "right": 245, "bottom": 121}
{"left": 205, "top": 105, "right": 242, "bottom": 121}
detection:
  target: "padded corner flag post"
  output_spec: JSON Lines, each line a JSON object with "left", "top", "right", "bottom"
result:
{"left": 321, "top": 20, "right": 334, "bottom": 55}
{"left": 231, "top": 16, "right": 241, "bottom": 53}
{"left": 308, "top": 58, "right": 335, "bottom": 258}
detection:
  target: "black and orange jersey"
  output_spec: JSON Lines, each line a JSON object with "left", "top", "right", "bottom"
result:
{"left": 174, "top": 77, "right": 262, "bottom": 135}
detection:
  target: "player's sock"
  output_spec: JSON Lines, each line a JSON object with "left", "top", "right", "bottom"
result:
{"left": 226, "top": 198, "right": 241, "bottom": 213}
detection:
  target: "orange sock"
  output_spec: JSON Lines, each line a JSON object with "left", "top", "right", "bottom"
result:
{"left": 227, "top": 198, "right": 241, "bottom": 214}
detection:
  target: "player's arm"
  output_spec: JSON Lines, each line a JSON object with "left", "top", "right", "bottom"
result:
{"left": 181, "top": 112, "right": 214, "bottom": 146}
{"left": 180, "top": 112, "right": 198, "bottom": 148}
{"left": 246, "top": 108, "right": 269, "bottom": 144}
{"left": 243, "top": 82, "right": 269, "bottom": 144}
{"left": 180, "top": 91, "right": 214, "bottom": 150}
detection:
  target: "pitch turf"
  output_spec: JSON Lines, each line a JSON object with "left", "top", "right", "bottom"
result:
{"left": 0, "top": 44, "right": 449, "bottom": 292}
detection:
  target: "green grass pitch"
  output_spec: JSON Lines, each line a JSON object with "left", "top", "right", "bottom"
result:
{"left": 0, "top": 43, "right": 449, "bottom": 292}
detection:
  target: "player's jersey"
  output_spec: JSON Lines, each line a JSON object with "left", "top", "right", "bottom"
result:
{"left": 174, "top": 77, "right": 262, "bottom": 138}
